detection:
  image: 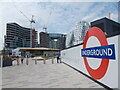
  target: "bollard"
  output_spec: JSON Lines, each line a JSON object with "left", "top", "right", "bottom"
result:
{"left": 52, "top": 58, "right": 54, "bottom": 64}
{"left": 0, "top": 55, "right": 3, "bottom": 67}
{"left": 26, "top": 58, "right": 28, "bottom": 65}
{"left": 60, "top": 58, "right": 62, "bottom": 63}
{"left": 17, "top": 57, "right": 19, "bottom": 65}
{"left": 43, "top": 59, "right": 46, "bottom": 64}
{"left": 35, "top": 59, "right": 37, "bottom": 64}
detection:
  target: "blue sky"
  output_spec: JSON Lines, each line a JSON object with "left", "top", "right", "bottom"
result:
{"left": 0, "top": 1, "right": 119, "bottom": 50}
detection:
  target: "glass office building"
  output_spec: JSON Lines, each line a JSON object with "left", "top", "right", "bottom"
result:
{"left": 49, "top": 33, "right": 66, "bottom": 49}
{"left": 5, "top": 23, "right": 38, "bottom": 51}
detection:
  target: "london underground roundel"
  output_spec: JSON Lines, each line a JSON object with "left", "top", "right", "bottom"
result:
{"left": 82, "top": 27, "right": 109, "bottom": 80}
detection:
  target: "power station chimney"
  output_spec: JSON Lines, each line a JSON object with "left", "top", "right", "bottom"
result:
{"left": 106, "top": 12, "right": 111, "bottom": 19}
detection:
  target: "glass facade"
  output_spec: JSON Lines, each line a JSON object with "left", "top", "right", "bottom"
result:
{"left": 5, "top": 23, "right": 38, "bottom": 50}
{"left": 48, "top": 33, "right": 66, "bottom": 49}
{"left": 66, "top": 21, "right": 89, "bottom": 48}
{"left": 39, "top": 32, "right": 66, "bottom": 50}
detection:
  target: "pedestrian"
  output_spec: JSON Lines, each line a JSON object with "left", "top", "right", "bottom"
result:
{"left": 16, "top": 56, "right": 19, "bottom": 65}
{"left": 57, "top": 55, "right": 60, "bottom": 63}
{"left": 21, "top": 56, "right": 24, "bottom": 64}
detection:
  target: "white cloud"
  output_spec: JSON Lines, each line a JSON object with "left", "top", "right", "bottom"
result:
{"left": 81, "top": 2, "right": 118, "bottom": 23}
{"left": 111, "top": 13, "right": 118, "bottom": 22}
{"left": 0, "top": 0, "right": 119, "bottom": 2}
{"left": 0, "top": 2, "right": 118, "bottom": 50}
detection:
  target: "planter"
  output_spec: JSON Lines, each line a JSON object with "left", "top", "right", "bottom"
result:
{"left": 3, "top": 59, "right": 12, "bottom": 67}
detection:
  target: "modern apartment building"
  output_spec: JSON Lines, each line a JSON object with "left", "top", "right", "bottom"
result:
{"left": 39, "top": 32, "right": 66, "bottom": 50}
{"left": 66, "top": 21, "right": 90, "bottom": 48}
{"left": 5, "top": 23, "right": 38, "bottom": 51}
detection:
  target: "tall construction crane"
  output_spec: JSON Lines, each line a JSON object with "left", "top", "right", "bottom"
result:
{"left": 30, "top": 15, "right": 35, "bottom": 29}
{"left": 43, "top": 10, "right": 53, "bottom": 33}
{"left": 14, "top": 5, "right": 35, "bottom": 48}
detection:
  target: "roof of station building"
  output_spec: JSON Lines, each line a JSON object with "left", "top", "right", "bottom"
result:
{"left": 19, "top": 47, "right": 60, "bottom": 51}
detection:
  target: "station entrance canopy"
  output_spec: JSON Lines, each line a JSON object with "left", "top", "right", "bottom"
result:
{"left": 18, "top": 47, "right": 60, "bottom": 56}
{"left": 19, "top": 47, "right": 60, "bottom": 51}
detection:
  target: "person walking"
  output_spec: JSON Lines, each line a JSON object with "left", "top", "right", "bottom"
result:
{"left": 21, "top": 56, "right": 24, "bottom": 64}
{"left": 57, "top": 55, "right": 60, "bottom": 63}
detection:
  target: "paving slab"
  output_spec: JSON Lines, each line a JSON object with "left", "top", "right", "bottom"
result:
{"left": 2, "top": 58, "right": 105, "bottom": 88}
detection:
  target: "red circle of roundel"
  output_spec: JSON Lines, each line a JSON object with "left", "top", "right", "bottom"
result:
{"left": 83, "top": 27, "right": 109, "bottom": 80}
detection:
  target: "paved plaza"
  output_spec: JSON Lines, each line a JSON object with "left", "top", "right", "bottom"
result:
{"left": 2, "top": 58, "right": 105, "bottom": 88}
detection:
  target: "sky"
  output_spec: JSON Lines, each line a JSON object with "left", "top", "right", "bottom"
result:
{"left": 0, "top": 1, "right": 119, "bottom": 50}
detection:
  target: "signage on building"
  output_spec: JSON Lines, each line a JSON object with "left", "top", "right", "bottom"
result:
{"left": 61, "top": 20, "right": 119, "bottom": 89}
{"left": 81, "top": 27, "right": 116, "bottom": 80}
{"left": 81, "top": 44, "right": 115, "bottom": 59}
